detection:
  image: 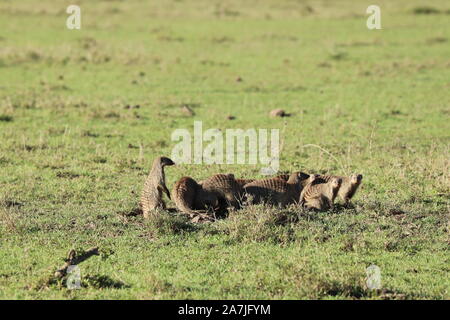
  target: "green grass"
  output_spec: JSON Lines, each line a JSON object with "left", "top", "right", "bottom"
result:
{"left": 0, "top": 0, "right": 449, "bottom": 299}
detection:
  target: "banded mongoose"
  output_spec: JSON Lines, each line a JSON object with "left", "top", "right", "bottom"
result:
{"left": 200, "top": 173, "right": 243, "bottom": 213}
{"left": 140, "top": 156, "right": 175, "bottom": 218}
{"left": 299, "top": 176, "right": 342, "bottom": 211}
{"left": 171, "top": 176, "right": 218, "bottom": 216}
{"left": 275, "top": 173, "right": 290, "bottom": 181}
{"left": 199, "top": 177, "right": 252, "bottom": 197}
{"left": 243, "top": 172, "right": 305, "bottom": 207}
{"left": 316, "top": 174, "right": 363, "bottom": 205}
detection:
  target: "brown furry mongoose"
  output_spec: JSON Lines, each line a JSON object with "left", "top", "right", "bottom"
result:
{"left": 316, "top": 174, "right": 363, "bottom": 205}
{"left": 200, "top": 173, "right": 243, "bottom": 212}
{"left": 140, "top": 156, "right": 175, "bottom": 218}
{"left": 243, "top": 172, "right": 306, "bottom": 207}
{"left": 299, "top": 176, "right": 342, "bottom": 211}
{"left": 171, "top": 176, "right": 218, "bottom": 217}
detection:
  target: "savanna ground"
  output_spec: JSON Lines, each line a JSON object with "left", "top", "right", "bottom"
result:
{"left": 0, "top": 0, "right": 449, "bottom": 300}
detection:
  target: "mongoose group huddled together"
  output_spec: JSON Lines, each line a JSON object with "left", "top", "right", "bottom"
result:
{"left": 140, "top": 156, "right": 363, "bottom": 222}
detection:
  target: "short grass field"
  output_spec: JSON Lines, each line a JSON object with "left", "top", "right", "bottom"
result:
{"left": 0, "top": 0, "right": 449, "bottom": 299}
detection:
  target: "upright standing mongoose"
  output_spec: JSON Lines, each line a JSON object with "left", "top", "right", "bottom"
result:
{"left": 243, "top": 172, "right": 306, "bottom": 207}
{"left": 299, "top": 176, "right": 342, "bottom": 211}
{"left": 140, "top": 156, "right": 175, "bottom": 218}
{"left": 171, "top": 176, "right": 218, "bottom": 216}
{"left": 316, "top": 174, "right": 363, "bottom": 205}
{"left": 200, "top": 173, "right": 243, "bottom": 213}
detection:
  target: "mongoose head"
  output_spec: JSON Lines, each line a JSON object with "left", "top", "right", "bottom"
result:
{"left": 350, "top": 174, "right": 363, "bottom": 185}
{"left": 298, "top": 172, "right": 310, "bottom": 181}
{"left": 330, "top": 177, "right": 342, "bottom": 190}
{"left": 158, "top": 157, "right": 175, "bottom": 167}
{"left": 288, "top": 171, "right": 311, "bottom": 184}
{"left": 288, "top": 171, "right": 310, "bottom": 181}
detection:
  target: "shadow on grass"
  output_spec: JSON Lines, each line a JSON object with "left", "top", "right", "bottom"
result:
{"left": 119, "top": 195, "right": 446, "bottom": 246}
{"left": 82, "top": 274, "right": 130, "bottom": 289}
{"left": 412, "top": 7, "right": 442, "bottom": 15}
{"left": 1, "top": 200, "right": 24, "bottom": 208}
{"left": 320, "top": 281, "right": 415, "bottom": 300}
{"left": 118, "top": 207, "right": 178, "bottom": 217}
{"left": 0, "top": 115, "right": 13, "bottom": 122}
{"left": 145, "top": 211, "right": 200, "bottom": 236}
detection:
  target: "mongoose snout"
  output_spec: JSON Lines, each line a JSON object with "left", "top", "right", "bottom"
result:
{"left": 351, "top": 174, "right": 363, "bottom": 184}
{"left": 160, "top": 157, "right": 175, "bottom": 167}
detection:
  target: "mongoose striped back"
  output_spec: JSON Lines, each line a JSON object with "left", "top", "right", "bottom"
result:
{"left": 300, "top": 177, "right": 342, "bottom": 211}
{"left": 276, "top": 171, "right": 312, "bottom": 189}
{"left": 140, "top": 156, "right": 174, "bottom": 218}
{"left": 172, "top": 177, "right": 201, "bottom": 215}
{"left": 243, "top": 172, "right": 304, "bottom": 207}
{"left": 275, "top": 174, "right": 290, "bottom": 181}
{"left": 235, "top": 178, "right": 255, "bottom": 188}
{"left": 317, "top": 174, "right": 363, "bottom": 205}
{"left": 201, "top": 174, "right": 242, "bottom": 211}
